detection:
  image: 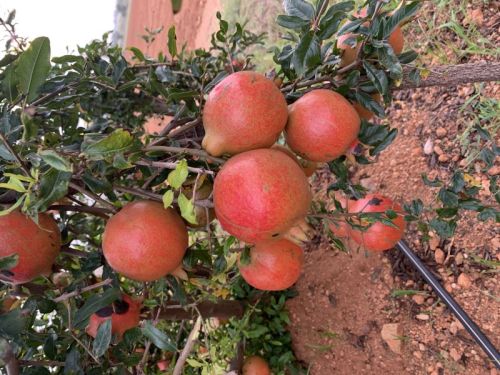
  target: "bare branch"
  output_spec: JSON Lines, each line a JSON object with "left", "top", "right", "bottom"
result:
{"left": 53, "top": 278, "right": 113, "bottom": 303}
{"left": 135, "top": 159, "right": 214, "bottom": 175}
{"left": 145, "top": 145, "right": 225, "bottom": 165}
{"left": 173, "top": 316, "right": 202, "bottom": 375}
{"left": 48, "top": 204, "right": 113, "bottom": 219}
{"left": 69, "top": 182, "right": 117, "bottom": 213}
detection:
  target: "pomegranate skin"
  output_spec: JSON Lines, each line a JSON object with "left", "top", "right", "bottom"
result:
{"left": 103, "top": 201, "right": 188, "bottom": 281}
{"left": 213, "top": 149, "right": 312, "bottom": 243}
{"left": 0, "top": 211, "right": 61, "bottom": 284}
{"left": 202, "top": 71, "right": 288, "bottom": 156}
{"left": 349, "top": 194, "right": 406, "bottom": 252}
{"left": 242, "top": 355, "right": 271, "bottom": 375}
{"left": 86, "top": 294, "right": 141, "bottom": 339}
{"left": 285, "top": 90, "right": 360, "bottom": 162}
{"left": 239, "top": 239, "right": 304, "bottom": 291}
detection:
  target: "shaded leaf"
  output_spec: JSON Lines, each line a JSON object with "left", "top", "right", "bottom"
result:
{"left": 64, "top": 348, "right": 84, "bottom": 375}
{"left": 73, "top": 287, "right": 120, "bottom": 329}
{"left": 142, "top": 321, "right": 177, "bottom": 351}
{"left": 282, "top": 0, "right": 315, "bottom": 20}
{"left": 33, "top": 168, "right": 71, "bottom": 211}
{"left": 363, "top": 61, "right": 388, "bottom": 95}
{"left": 277, "top": 15, "right": 311, "bottom": 30}
{"left": 39, "top": 150, "right": 73, "bottom": 172}
{"left": 0, "top": 254, "right": 19, "bottom": 271}
{"left": 292, "top": 31, "right": 321, "bottom": 75}
{"left": 93, "top": 319, "right": 112, "bottom": 357}
{"left": 82, "top": 129, "right": 134, "bottom": 161}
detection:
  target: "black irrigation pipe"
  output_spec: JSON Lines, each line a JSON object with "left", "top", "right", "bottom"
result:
{"left": 396, "top": 240, "right": 500, "bottom": 368}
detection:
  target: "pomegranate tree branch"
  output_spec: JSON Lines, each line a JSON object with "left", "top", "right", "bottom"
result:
{"left": 173, "top": 316, "right": 202, "bottom": 375}
{"left": 48, "top": 204, "right": 113, "bottom": 219}
{"left": 68, "top": 182, "right": 117, "bottom": 213}
{"left": 0, "top": 133, "right": 30, "bottom": 177}
{"left": 145, "top": 145, "right": 225, "bottom": 165}
{"left": 53, "top": 278, "right": 113, "bottom": 303}
{"left": 158, "top": 300, "right": 245, "bottom": 320}
{"left": 398, "top": 62, "right": 500, "bottom": 90}
{"left": 135, "top": 159, "right": 214, "bottom": 175}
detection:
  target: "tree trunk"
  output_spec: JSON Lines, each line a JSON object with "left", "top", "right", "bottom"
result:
{"left": 398, "top": 62, "right": 500, "bottom": 90}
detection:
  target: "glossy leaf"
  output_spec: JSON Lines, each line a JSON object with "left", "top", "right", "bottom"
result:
{"left": 178, "top": 192, "right": 197, "bottom": 224}
{"left": 0, "top": 254, "right": 19, "bottom": 271}
{"left": 167, "top": 159, "right": 189, "bottom": 189}
{"left": 82, "top": 129, "right": 134, "bottom": 161}
{"left": 162, "top": 189, "right": 174, "bottom": 208}
{"left": 73, "top": 287, "right": 120, "bottom": 329}
{"left": 282, "top": 0, "right": 315, "bottom": 20}
{"left": 33, "top": 168, "right": 71, "bottom": 211}
{"left": 292, "top": 31, "right": 321, "bottom": 75}
{"left": 39, "top": 150, "right": 73, "bottom": 172}
{"left": 93, "top": 318, "right": 112, "bottom": 357}
{"left": 142, "top": 321, "right": 177, "bottom": 351}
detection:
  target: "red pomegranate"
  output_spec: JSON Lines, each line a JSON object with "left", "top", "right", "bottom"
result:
{"left": 86, "top": 294, "right": 141, "bottom": 340}
{"left": 0, "top": 211, "right": 61, "bottom": 283}
{"left": 238, "top": 239, "right": 304, "bottom": 291}
{"left": 272, "top": 144, "right": 318, "bottom": 177}
{"left": 285, "top": 89, "right": 360, "bottom": 162}
{"left": 103, "top": 201, "right": 188, "bottom": 281}
{"left": 242, "top": 355, "right": 271, "bottom": 375}
{"left": 349, "top": 194, "right": 406, "bottom": 251}
{"left": 202, "top": 71, "right": 288, "bottom": 156}
{"left": 213, "top": 148, "right": 312, "bottom": 243}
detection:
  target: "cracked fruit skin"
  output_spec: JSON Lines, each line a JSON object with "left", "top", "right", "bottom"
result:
{"left": 242, "top": 356, "right": 271, "bottom": 375}
{"left": 0, "top": 211, "right": 61, "bottom": 284}
{"left": 238, "top": 239, "right": 304, "bottom": 291}
{"left": 214, "top": 148, "right": 312, "bottom": 243}
{"left": 103, "top": 201, "right": 188, "bottom": 281}
{"left": 285, "top": 89, "right": 360, "bottom": 162}
{"left": 86, "top": 294, "right": 141, "bottom": 339}
{"left": 202, "top": 71, "right": 288, "bottom": 156}
{"left": 349, "top": 194, "right": 406, "bottom": 252}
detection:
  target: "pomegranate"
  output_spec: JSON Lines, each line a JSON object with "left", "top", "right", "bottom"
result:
{"left": 272, "top": 144, "right": 318, "bottom": 177}
{"left": 285, "top": 89, "right": 360, "bottom": 162}
{"left": 349, "top": 194, "right": 406, "bottom": 251}
{"left": 86, "top": 294, "right": 141, "bottom": 340}
{"left": 213, "top": 148, "right": 311, "bottom": 243}
{"left": 238, "top": 239, "right": 304, "bottom": 291}
{"left": 202, "top": 71, "right": 288, "bottom": 156}
{"left": 0, "top": 211, "right": 61, "bottom": 284}
{"left": 242, "top": 355, "right": 271, "bottom": 375}
{"left": 103, "top": 201, "right": 188, "bottom": 281}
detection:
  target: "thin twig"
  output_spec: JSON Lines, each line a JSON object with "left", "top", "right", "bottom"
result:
{"left": 136, "top": 160, "right": 214, "bottom": 175}
{"left": 0, "top": 132, "right": 30, "bottom": 176}
{"left": 145, "top": 145, "right": 225, "bottom": 164}
{"left": 18, "top": 360, "right": 66, "bottom": 367}
{"left": 69, "top": 182, "right": 117, "bottom": 213}
{"left": 71, "top": 333, "right": 101, "bottom": 365}
{"left": 48, "top": 204, "right": 113, "bottom": 219}
{"left": 173, "top": 316, "right": 202, "bottom": 375}
{"left": 53, "top": 278, "right": 113, "bottom": 303}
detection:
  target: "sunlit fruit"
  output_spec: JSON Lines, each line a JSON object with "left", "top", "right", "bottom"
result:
{"left": 242, "top": 355, "right": 271, "bottom": 375}
{"left": 103, "top": 201, "right": 188, "bottom": 281}
{"left": 202, "top": 71, "right": 288, "bottom": 156}
{"left": 349, "top": 194, "right": 406, "bottom": 251}
{"left": 86, "top": 294, "right": 141, "bottom": 340}
{"left": 0, "top": 211, "right": 61, "bottom": 284}
{"left": 285, "top": 89, "right": 360, "bottom": 162}
{"left": 214, "top": 148, "right": 312, "bottom": 243}
{"left": 272, "top": 144, "right": 318, "bottom": 177}
{"left": 238, "top": 239, "right": 304, "bottom": 291}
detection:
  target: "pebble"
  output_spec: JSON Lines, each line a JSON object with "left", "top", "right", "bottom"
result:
{"left": 455, "top": 252, "right": 464, "bottom": 265}
{"left": 413, "top": 351, "right": 423, "bottom": 359}
{"left": 434, "top": 249, "right": 445, "bottom": 264}
{"left": 458, "top": 273, "right": 472, "bottom": 288}
{"left": 429, "top": 237, "right": 440, "bottom": 251}
{"left": 412, "top": 294, "right": 425, "bottom": 305}
{"left": 434, "top": 145, "right": 444, "bottom": 155}
{"left": 488, "top": 166, "right": 500, "bottom": 176}
{"left": 438, "top": 154, "right": 450, "bottom": 163}
{"left": 416, "top": 314, "right": 430, "bottom": 321}
{"left": 423, "top": 138, "right": 434, "bottom": 155}
{"left": 381, "top": 323, "right": 403, "bottom": 354}
{"left": 450, "top": 322, "right": 458, "bottom": 335}
{"left": 450, "top": 348, "right": 462, "bottom": 362}
{"left": 436, "top": 127, "right": 447, "bottom": 138}
{"left": 419, "top": 343, "right": 426, "bottom": 351}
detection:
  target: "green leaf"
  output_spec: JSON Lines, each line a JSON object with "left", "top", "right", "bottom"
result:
{"left": 0, "top": 196, "right": 25, "bottom": 217}
{"left": 112, "top": 153, "right": 134, "bottom": 170}
{"left": 436, "top": 207, "right": 458, "bottom": 218}
{"left": 282, "top": 0, "right": 315, "bottom": 20}
{"left": 377, "top": 46, "right": 403, "bottom": 79}
{"left": 73, "top": 288, "right": 120, "bottom": 329}
{"left": 363, "top": 61, "right": 388, "bottom": 95}
{"left": 318, "top": 2, "right": 354, "bottom": 39}
{"left": 64, "top": 348, "right": 84, "bottom": 375}
{"left": 292, "top": 31, "right": 321, "bottom": 75}
{"left": 430, "top": 218, "right": 456, "bottom": 238}
{"left": 43, "top": 334, "right": 57, "bottom": 360}
{"left": 0, "top": 254, "right": 19, "bottom": 270}
{"left": 39, "top": 150, "right": 73, "bottom": 172}
{"left": 0, "top": 176, "right": 26, "bottom": 193}
{"left": 421, "top": 174, "right": 442, "bottom": 187}
{"left": 168, "top": 26, "right": 177, "bottom": 58}
{"left": 82, "top": 171, "right": 112, "bottom": 194}
{"left": 2, "top": 64, "right": 19, "bottom": 102}
{"left": 167, "top": 159, "right": 189, "bottom": 189}
{"left": 21, "top": 110, "right": 38, "bottom": 141}
{"left": 178, "top": 192, "right": 197, "bottom": 225}
{"left": 438, "top": 188, "right": 459, "bottom": 207}
{"left": 398, "top": 50, "right": 418, "bottom": 64}
{"left": 141, "top": 321, "right": 177, "bottom": 351}
{"left": 355, "top": 92, "right": 385, "bottom": 117}
{"left": 93, "top": 318, "right": 112, "bottom": 357}
{"left": 370, "top": 128, "right": 397, "bottom": 155}
{"left": 477, "top": 207, "right": 499, "bottom": 222}
{"left": 385, "top": 2, "right": 421, "bottom": 37}
{"left": 277, "top": 15, "right": 311, "bottom": 30}
{"left": 33, "top": 168, "right": 71, "bottom": 211}
{"left": 128, "top": 47, "right": 146, "bottom": 62}
{"left": 15, "top": 37, "right": 51, "bottom": 103}
{"left": 82, "top": 129, "right": 134, "bottom": 161}
{"left": 480, "top": 148, "right": 495, "bottom": 168}
{"left": 0, "top": 308, "right": 28, "bottom": 338}
{"left": 162, "top": 189, "right": 174, "bottom": 208}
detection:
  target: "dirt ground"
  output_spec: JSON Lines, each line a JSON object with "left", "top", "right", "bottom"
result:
{"left": 129, "top": 1, "right": 499, "bottom": 374}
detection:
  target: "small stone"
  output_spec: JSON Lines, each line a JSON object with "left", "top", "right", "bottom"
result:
{"left": 412, "top": 294, "right": 425, "bottom": 305}
{"left": 488, "top": 166, "right": 500, "bottom": 176}
{"left": 381, "top": 323, "right": 403, "bottom": 354}
{"left": 467, "top": 8, "right": 484, "bottom": 27}
{"left": 436, "top": 127, "right": 447, "bottom": 138}
{"left": 492, "top": 237, "right": 500, "bottom": 251}
{"left": 429, "top": 237, "right": 440, "bottom": 251}
{"left": 423, "top": 138, "right": 434, "bottom": 155}
{"left": 419, "top": 343, "right": 426, "bottom": 351}
{"left": 433, "top": 145, "right": 444, "bottom": 155}
{"left": 438, "top": 154, "right": 450, "bottom": 163}
{"left": 449, "top": 322, "right": 458, "bottom": 335}
{"left": 360, "top": 177, "right": 376, "bottom": 191}
{"left": 435, "top": 249, "right": 445, "bottom": 264}
{"left": 455, "top": 253, "right": 464, "bottom": 265}
{"left": 450, "top": 348, "right": 462, "bottom": 362}
{"left": 416, "top": 314, "right": 430, "bottom": 321}
{"left": 413, "top": 351, "right": 423, "bottom": 359}
{"left": 457, "top": 273, "right": 472, "bottom": 288}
